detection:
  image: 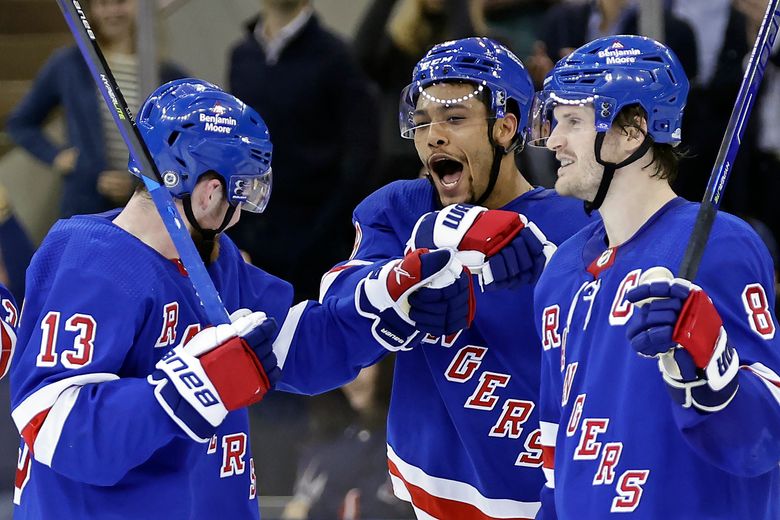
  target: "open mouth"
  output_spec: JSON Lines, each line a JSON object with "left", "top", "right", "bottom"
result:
{"left": 428, "top": 156, "right": 464, "bottom": 188}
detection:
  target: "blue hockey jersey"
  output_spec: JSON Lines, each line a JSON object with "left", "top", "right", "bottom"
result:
{"left": 10, "top": 210, "right": 388, "bottom": 519}
{"left": 534, "top": 198, "right": 780, "bottom": 519}
{"left": 320, "top": 179, "right": 593, "bottom": 519}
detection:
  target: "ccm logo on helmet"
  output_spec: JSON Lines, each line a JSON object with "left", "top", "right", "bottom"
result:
{"left": 419, "top": 56, "right": 454, "bottom": 70}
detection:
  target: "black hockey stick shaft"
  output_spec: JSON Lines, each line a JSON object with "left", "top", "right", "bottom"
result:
{"left": 55, "top": 0, "right": 229, "bottom": 325}
{"left": 679, "top": 0, "right": 780, "bottom": 281}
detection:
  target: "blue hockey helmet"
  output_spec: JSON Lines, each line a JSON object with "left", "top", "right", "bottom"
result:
{"left": 129, "top": 78, "right": 273, "bottom": 213}
{"left": 399, "top": 37, "right": 534, "bottom": 144}
{"left": 530, "top": 35, "right": 689, "bottom": 146}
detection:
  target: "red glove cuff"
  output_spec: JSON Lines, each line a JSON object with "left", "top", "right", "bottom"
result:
{"left": 458, "top": 210, "right": 525, "bottom": 257}
{"left": 199, "top": 336, "right": 271, "bottom": 410}
{"left": 672, "top": 289, "right": 723, "bottom": 369}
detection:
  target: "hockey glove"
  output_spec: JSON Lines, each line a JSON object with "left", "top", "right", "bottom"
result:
{"left": 625, "top": 267, "right": 739, "bottom": 413}
{"left": 148, "top": 311, "right": 280, "bottom": 442}
{"left": 407, "top": 204, "right": 556, "bottom": 289}
{"left": 0, "top": 318, "right": 16, "bottom": 380}
{"left": 356, "top": 248, "right": 475, "bottom": 351}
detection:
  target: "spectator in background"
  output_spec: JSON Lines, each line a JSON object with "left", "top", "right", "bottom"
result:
{"left": 670, "top": 0, "right": 757, "bottom": 215}
{"left": 529, "top": 0, "right": 697, "bottom": 88}
{"left": 716, "top": 0, "right": 780, "bottom": 250}
{"left": 228, "top": 0, "right": 379, "bottom": 303}
{"left": 6, "top": 0, "right": 186, "bottom": 219}
{"left": 354, "top": 0, "right": 496, "bottom": 187}
{"left": 228, "top": 0, "right": 379, "bottom": 497}
{"left": 283, "top": 358, "right": 413, "bottom": 520}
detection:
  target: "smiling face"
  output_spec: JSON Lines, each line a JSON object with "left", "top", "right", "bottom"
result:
{"left": 412, "top": 82, "right": 497, "bottom": 206}
{"left": 546, "top": 103, "right": 640, "bottom": 202}
{"left": 545, "top": 105, "right": 602, "bottom": 201}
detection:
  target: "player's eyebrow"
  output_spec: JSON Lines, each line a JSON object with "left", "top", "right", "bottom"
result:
{"left": 413, "top": 103, "right": 471, "bottom": 118}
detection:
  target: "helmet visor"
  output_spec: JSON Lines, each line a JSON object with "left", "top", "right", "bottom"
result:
{"left": 228, "top": 170, "right": 272, "bottom": 214}
{"left": 528, "top": 90, "right": 617, "bottom": 147}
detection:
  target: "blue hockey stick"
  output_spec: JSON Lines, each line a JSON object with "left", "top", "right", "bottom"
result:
{"left": 55, "top": 0, "right": 229, "bottom": 325}
{"left": 679, "top": 0, "right": 780, "bottom": 280}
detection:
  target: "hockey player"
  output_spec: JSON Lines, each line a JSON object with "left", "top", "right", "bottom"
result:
{"left": 318, "top": 37, "right": 593, "bottom": 518}
{"left": 532, "top": 35, "right": 780, "bottom": 518}
{"left": 9, "top": 79, "right": 474, "bottom": 519}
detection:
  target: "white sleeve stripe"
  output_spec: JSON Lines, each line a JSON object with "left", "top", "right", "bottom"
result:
{"left": 744, "top": 362, "right": 780, "bottom": 404}
{"left": 318, "top": 260, "right": 372, "bottom": 302}
{"left": 11, "top": 373, "right": 119, "bottom": 432}
{"left": 540, "top": 420, "right": 559, "bottom": 446}
{"left": 273, "top": 301, "right": 308, "bottom": 369}
{"left": 34, "top": 385, "right": 82, "bottom": 467}
{"left": 543, "top": 468, "right": 555, "bottom": 489}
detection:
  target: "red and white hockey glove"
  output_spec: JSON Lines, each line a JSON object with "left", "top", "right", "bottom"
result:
{"left": 0, "top": 318, "right": 16, "bottom": 380}
{"left": 357, "top": 248, "right": 475, "bottom": 351}
{"left": 625, "top": 267, "right": 740, "bottom": 413}
{"left": 148, "top": 311, "right": 280, "bottom": 442}
{"left": 407, "top": 204, "right": 556, "bottom": 290}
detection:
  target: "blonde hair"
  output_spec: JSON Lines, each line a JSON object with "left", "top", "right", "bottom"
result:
{"left": 388, "top": 0, "right": 488, "bottom": 57}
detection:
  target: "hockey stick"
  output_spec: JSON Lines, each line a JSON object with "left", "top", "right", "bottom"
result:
{"left": 55, "top": 0, "right": 229, "bottom": 325}
{"left": 679, "top": 0, "right": 780, "bottom": 281}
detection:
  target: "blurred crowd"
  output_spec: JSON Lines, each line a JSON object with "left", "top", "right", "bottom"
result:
{"left": 0, "top": 0, "right": 778, "bottom": 518}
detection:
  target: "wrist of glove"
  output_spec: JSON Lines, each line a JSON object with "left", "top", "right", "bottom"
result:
{"left": 407, "top": 203, "right": 556, "bottom": 290}
{"left": 148, "top": 311, "right": 280, "bottom": 442}
{"left": 356, "top": 248, "right": 474, "bottom": 351}
{"left": 625, "top": 267, "right": 740, "bottom": 413}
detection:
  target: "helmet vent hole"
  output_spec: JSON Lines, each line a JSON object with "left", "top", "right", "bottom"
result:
{"left": 181, "top": 123, "right": 195, "bottom": 129}
{"left": 642, "top": 56, "right": 664, "bottom": 63}
{"left": 167, "top": 131, "right": 180, "bottom": 146}
{"left": 175, "top": 156, "right": 186, "bottom": 168}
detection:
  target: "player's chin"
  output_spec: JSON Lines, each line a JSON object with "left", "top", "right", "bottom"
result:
{"left": 554, "top": 178, "right": 575, "bottom": 198}
{"left": 433, "top": 177, "right": 472, "bottom": 206}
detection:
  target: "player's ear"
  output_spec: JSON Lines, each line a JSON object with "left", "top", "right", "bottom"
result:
{"left": 623, "top": 115, "right": 648, "bottom": 154}
{"left": 493, "top": 112, "right": 518, "bottom": 148}
{"left": 192, "top": 177, "right": 223, "bottom": 211}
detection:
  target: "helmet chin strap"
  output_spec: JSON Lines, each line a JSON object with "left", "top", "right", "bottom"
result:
{"left": 182, "top": 194, "right": 237, "bottom": 245}
{"left": 585, "top": 132, "right": 654, "bottom": 215}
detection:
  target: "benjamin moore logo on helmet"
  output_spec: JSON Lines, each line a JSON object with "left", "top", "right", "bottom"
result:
{"left": 199, "top": 102, "right": 237, "bottom": 134}
{"left": 597, "top": 41, "right": 641, "bottom": 65}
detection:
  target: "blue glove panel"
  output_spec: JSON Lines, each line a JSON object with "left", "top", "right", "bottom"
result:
{"left": 408, "top": 275, "right": 472, "bottom": 336}
{"left": 625, "top": 280, "right": 698, "bottom": 380}
{"left": 486, "top": 227, "right": 546, "bottom": 290}
{"left": 241, "top": 318, "right": 281, "bottom": 388}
